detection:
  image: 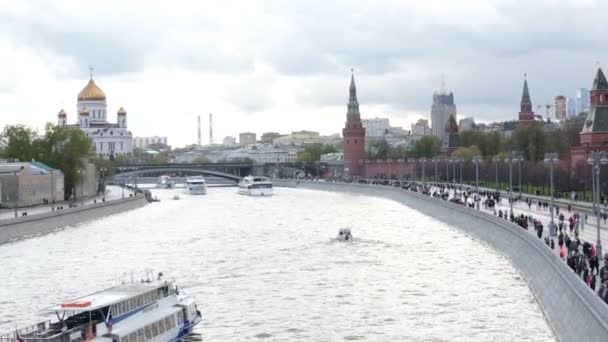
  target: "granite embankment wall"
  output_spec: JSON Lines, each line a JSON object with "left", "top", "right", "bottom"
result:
{"left": 0, "top": 195, "right": 149, "bottom": 244}
{"left": 275, "top": 180, "right": 608, "bottom": 342}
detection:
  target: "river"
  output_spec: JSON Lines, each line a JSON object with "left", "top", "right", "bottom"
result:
{"left": 0, "top": 186, "right": 554, "bottom": 341}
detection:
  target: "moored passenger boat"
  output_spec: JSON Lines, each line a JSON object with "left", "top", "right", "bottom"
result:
{"left": 237, "top": 176, "right": 273, "bottom": 196}
{"left": 185, "top": 176, "right": 207, "bottom": 195}
{"left": 0, "top": 274, "right": 202, "bottom": 342}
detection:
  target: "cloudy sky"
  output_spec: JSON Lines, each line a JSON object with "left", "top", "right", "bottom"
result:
{"left": 0, "top": 0, "right": 606, "bottom": 147}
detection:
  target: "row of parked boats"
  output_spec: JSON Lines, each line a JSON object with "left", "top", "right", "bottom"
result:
{"left": 157, "top": 175, "right": 274, "bottom": 197}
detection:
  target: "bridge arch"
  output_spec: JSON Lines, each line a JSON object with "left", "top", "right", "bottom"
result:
{"left": 110, "top": 167, "right": 242, "bottom": 182}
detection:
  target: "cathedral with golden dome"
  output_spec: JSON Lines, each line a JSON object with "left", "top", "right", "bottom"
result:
{"left": 57, "top": 74, "right": 133, "bottom": 159}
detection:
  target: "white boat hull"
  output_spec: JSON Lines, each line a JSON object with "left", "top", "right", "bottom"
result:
{"left": 238, "top": 187, "right": 273, "bottom": 196}
{"left": 186, "top": 185, "right": 207, "bottom": 195}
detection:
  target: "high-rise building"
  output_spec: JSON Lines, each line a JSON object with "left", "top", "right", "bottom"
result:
{"left": 518, "top": 75, "right": 535, "bottom": 127}
{"left": 261, "top": 132, "right": 281, "bottom": 144}
{"left": 430, "top": 80, "right": 457, "bottom": 142}
{"left": 576, "top": 88, "right": 590, "bottom": 114}
{"left": 362, "top": 118, "right": 390, "bottom": 138}
{"left": 133, "top": 136, "right": 168, "bottom": 149}
{"left": 566, "top": 97, "right": 577, "bottom": 118}
{"left": 458, "top": 117, "right": 475, "bottom": 132}
{"left": 239, "top": 132, "right": 257, "bottom": 145}
{"left": 555, "top": 95, "right": 567, "bottom": 121}
{"left": 411, "top": 119, "right": 431, "bottom": 136}
{"left": 342, "top": 71, "right": 365, "bottom": 176}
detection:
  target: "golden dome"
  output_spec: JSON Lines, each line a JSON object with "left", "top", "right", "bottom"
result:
{"left": 79, "top": 106, "right": 90, "bottom": 115}
{"left": 58, "top": 108, "right": 67, "bottom": 117}
{"left": 117, "top": 106, "right": 127, "bottom": 115}
{"left": 78, "top": 78, "right": 106, "bottom": 101}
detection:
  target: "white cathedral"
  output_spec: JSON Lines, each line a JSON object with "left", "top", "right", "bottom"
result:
{"left": 57, "top": 76, "right": 133, "bottom": 159}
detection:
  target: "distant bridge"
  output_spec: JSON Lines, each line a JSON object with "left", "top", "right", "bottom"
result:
{"left": 110, "top": 163, "right": 252, "bottom": 183}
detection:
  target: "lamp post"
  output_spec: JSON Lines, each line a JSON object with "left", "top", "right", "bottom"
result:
{"left": 419, "top": 158, "right": 427, "bottom": 185}
{"left": 449, "top": 157, "right": 457, "bottom": 184}
{"left": 99, "top": 168, "right": 108, "bottom": 201}
{"left": 121, "top": 178, "right": 125, "bottom": 199}
{"left": 386, "top": 159, "right": 393, "bottom": 180}
{"left": 397, "top": 158, "right": 404, "bottom": 180}
{"left": 517, "top": 157, "right": 523, "bottom": 199}
{"left": 50, "top": 170, "right": 55, "bottom": 212}
{"left": 472, "top": 155, "right": 482, "bottom": 210}
{"left": 588, "top": 151, "right": 608, "bottom": 258}
{"left": 432, "top": 157, "right": 439, "bottom": 184}
{"left": 544, "top": 152, "right": 559, "bottom": 236}
{"left": 445, "top": 158, "right": 449, "bottom": 184}
{"left": 504, "top": 153, "right": 520, "bottom": 216}
{"left": 458, "top": 157, "right": 464, "bottom": 186}
{"left": 13, "top": 169, "right": 21, "bottom": 218}
{"left": 408, "top": 158, "right": 416, "bottom": 181}
{"left": 358, "top": 160, "right": 364, "bottom": 180}
{"left": 492, "top": 155, "right": 501, "bottom": 192}
{"left": 77, "top": 169, "right": 85, "bottom": 206}
{"left": 365, "top": 159, "right": 370, "bottom": 179}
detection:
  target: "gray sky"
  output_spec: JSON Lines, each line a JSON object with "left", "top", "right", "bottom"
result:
{"left": 0, "top": 0, "right": 606, "bottom": 147}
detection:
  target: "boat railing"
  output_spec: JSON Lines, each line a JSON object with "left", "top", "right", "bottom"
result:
{"left": 1, "top": 321, "right": 92, "bottom": 342}
{"left": 0, "top": 320, "right": 54, "bottom": 342}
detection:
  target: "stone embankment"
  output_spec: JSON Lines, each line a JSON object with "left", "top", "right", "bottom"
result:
{"left": 0, "top": 194, "right": 149, "bottom": 244}
{"left": 274, "top": 180, "right": 608, "bottom": 342}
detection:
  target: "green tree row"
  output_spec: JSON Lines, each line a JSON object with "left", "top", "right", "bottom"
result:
{"left": 0, "top": 124, "right": 92, "bottom": 197}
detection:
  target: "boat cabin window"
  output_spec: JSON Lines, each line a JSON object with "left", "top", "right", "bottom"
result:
{"left": 144, "top": 326, "right": 152, "bottom": 340}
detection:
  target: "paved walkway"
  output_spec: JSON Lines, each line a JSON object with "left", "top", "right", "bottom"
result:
{"left": 0, "top": 186, "right": 134, "bottom": 220}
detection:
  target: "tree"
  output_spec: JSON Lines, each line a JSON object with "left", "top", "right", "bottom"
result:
{"left": 410, "top": 136, "right": 441, "bottom": 158}
{"left": 192, "top": 156, "right": 211, "bottom": 164}
{"left": 297, "top": 144, "right": 338, "bottom": 162}
{"left": 0, "top": 125, "right": 38, "bottom": 161}
{"left": 452, "top": 145, "right": 482, "bottom": 161}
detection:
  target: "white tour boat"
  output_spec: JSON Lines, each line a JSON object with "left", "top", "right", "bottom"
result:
{"left": 238, "top": 176, "right": 273, "bottom": 196}
{"left": 185, "top": 176, "right": 207, "bottom": 195}
{"left": 0, "top": 274, "right": 202, "bottom": 342}
{"left": 156, "top": 176, "right": 174, "bottom": 189}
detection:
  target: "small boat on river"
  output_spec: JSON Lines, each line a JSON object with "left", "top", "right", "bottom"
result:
{"left": 238, "top": 176, "right": 273, "bottom": 196}
{"left": 0, "top": 273, "right": 202, "bottom": 342}
{"left": 337, "top": 228, "right": 352, "bottom": 241}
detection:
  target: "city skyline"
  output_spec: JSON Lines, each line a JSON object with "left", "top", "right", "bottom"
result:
{"left": 0, "top": 0, "right": 606, "bottom": 147}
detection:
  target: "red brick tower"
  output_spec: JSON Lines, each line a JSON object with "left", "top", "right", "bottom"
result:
{"left": 342, "top": 70, "right": 366, "bottom": 176}
{"left": 571, "top": 67, "right": 608, "bottom": 167}
{"left": 518, "top": 74, "right": 535, "bottom": 127}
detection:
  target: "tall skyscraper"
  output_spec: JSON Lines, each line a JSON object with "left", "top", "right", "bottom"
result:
{"left": 518, "top": 75, "right": 535, "bottom": 127}
{"left": 555, "top": 95, "right": 567, "bottom": 121}
{"left": 342, "top": 70, "right": 365, "bottom": 176}
{"left": 430, "top": 80, "right": 457, "bottom": 142}
{"left": 566, "top": 97, "right": 577, "bottom": 118}
{"left": 576, "top": 88, "right": 590, "bottom": 114}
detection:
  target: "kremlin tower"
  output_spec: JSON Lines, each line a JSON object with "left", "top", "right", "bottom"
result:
{"left": 518, "top": 75, "right": 535, "bottom": 127}
{"left": 342, "top": 70, "right": 366, "bottom": 176}
{"left": 571, "top": 67, "right": 608, "bottom": 167}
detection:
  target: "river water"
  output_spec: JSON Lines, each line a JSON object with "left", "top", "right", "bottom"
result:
{"left": 0, "top": 187, "right": 554, "bottom": 341}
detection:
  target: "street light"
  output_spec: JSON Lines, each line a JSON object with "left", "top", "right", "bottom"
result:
{"left": 408, "top": 158, "right": 417, "bottom": 181}
{"left": 448, "top": 157, "right": 457, "bottom": 184}
{"left": 364, "top": 159, "right": 370, "bottom": 179}
{"left": 419, "top": 158, "right": 427, "bottom": 185}
{"left": 432, "top": 157, "right": 439, "bottom": 184}
{"left": 472, "top": 155, "right": 482, "bottom": 210}
{"left": 358, "top": 159, "right": 364, "bottom": 179}
{"left": 397, "top": 158, "right": 404, "bottom": 180}
{"left": 544, "top": 152, "right": 559, "bottom": 236}
{"left": 587, "top": 151, "right": 608, "bottom": 258}
{"left": 505, "top": 152, "right": 522, "bottom": 217}
{"left": 458, "top": 157, "right": 464, "bottom": 185}
{"left": 517, "top": 156, "right": 523, "bottom": 199}
{"left": 99, "top": 168, "right": 108, "bottom": 201}
{"left": 50, "top": 170, "right": 55, "bottom": 212}
{"left": 492, "top": 155, "right": 501, "bottom": 192}
{"left": 13, "top": 168, "right": 23, "bottom": 218}
{"left": 77, "top": 169, "right": 85, "bottom": 206}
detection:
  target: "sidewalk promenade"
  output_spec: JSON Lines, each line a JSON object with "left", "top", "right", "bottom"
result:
{"left": 0, "top": 185, "right": 133, "bottom": 220}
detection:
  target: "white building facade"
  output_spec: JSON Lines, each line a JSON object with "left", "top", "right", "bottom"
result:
{"left": 133, "top": 136, "right": 168, "bottom": 149}
{"left": 58, "top": 76, "right": 133, "bottom": 159}
{"left": 362, "top": 118, "right": 390, "bottom": 138}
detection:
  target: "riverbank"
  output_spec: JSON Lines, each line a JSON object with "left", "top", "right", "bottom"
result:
{"left": 0, "top": 194, "right": 149, "bottom": 244}
{"left": 275, "top": 179, "right": 608, "bottom": 342}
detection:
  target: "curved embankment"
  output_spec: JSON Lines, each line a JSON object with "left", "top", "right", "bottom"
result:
{"left": 0, "top": 194, "right": 149, "bottom": 244}
{"left": 275, "top": 180, "right": 608, "bottom": 342}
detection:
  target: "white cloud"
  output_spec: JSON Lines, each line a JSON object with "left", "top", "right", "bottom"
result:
{"left": 0, "top": 0, "right": 606, "bottom": 146}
